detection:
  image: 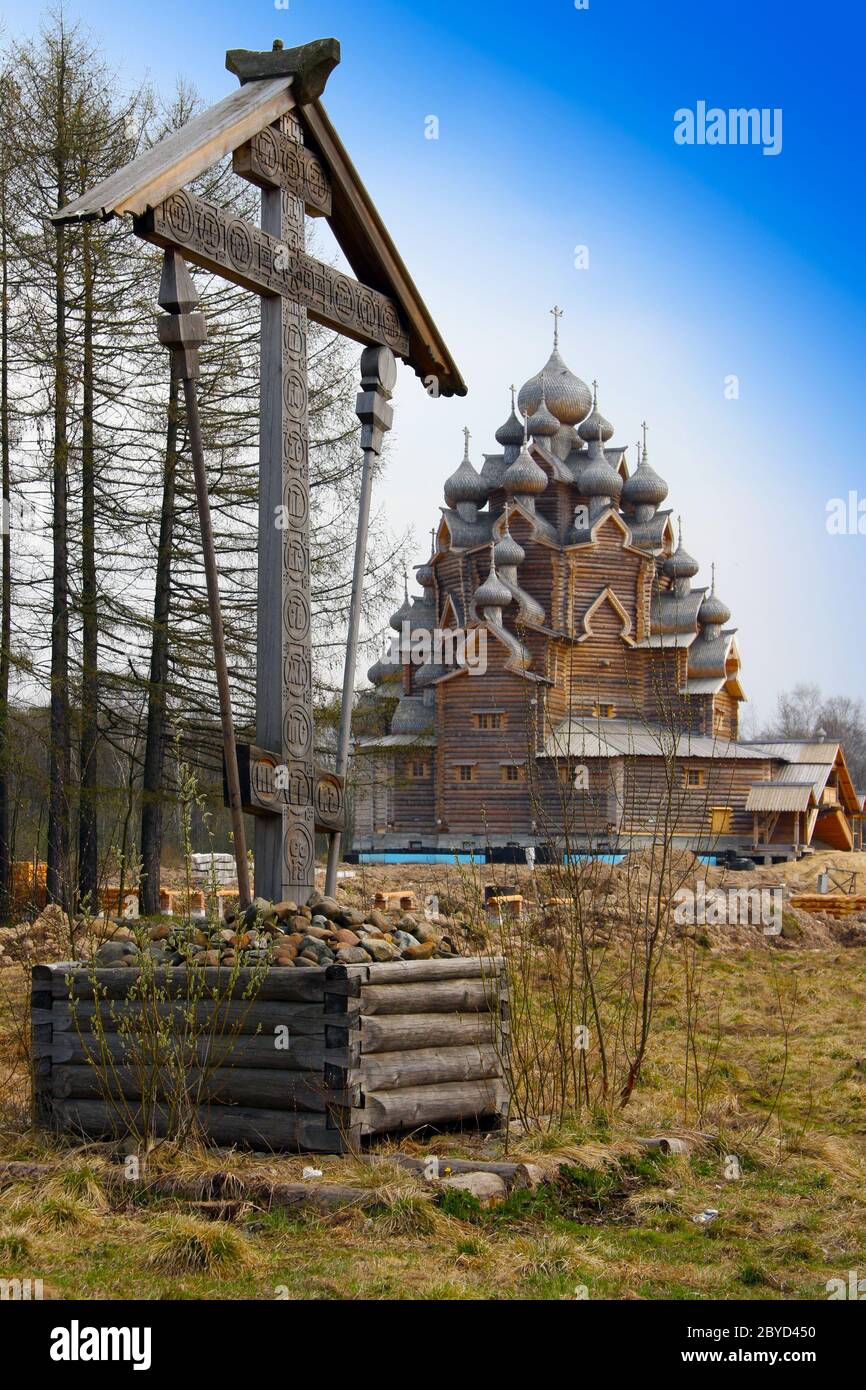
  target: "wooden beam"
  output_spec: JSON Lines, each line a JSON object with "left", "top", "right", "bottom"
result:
{"left": 233, "top": 129, "right": 331, "bottom": 216}
{"left": 299, "top": 98, "right": 467, "bottom": 396}
{"left": 227, "top": 742, "right": 345, "bottom": 834}
{"left": 52, "top": 78, "right": 296, "bottom": 224}
{"left": 134, "top": 190, "right": 410, "bottom": 357}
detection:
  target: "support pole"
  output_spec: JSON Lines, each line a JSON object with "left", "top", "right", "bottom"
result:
{"left": 156, "top": 250, "right": 251, "bottom": 908}
{"left": 325, "top": 346, "right": 396, "bottom": 897}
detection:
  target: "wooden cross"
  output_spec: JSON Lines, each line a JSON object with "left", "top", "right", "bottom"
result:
{"left": 53, "top": 39, "right": 464, "bottom": 906}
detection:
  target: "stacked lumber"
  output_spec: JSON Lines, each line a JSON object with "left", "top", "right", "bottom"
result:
{"left": 790, "top": 893, "right": 866, "bottom": 920}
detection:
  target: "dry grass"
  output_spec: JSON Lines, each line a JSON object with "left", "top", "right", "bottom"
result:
{"left": 2, "top": 907, "right": 866, "bottom": 1298}
{"left": 144, "top": 1214, "right": 256, "bottom": 1275}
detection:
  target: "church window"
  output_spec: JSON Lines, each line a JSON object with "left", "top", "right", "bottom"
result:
{"left": 684, "top": 767, "right": 706, "bottom": 788}
{"left": 454, "top": 763, "right": 476, "bottom": 783}
{"left": 473, "top": 711, "right": 506, "bottom": 730}
{"left": 501, "top": 763, "right": 525, "bottom": 783}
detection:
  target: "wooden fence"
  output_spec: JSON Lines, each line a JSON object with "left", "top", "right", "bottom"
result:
{"left": 31, "top": 956, "right": 509, "bottom": 1153}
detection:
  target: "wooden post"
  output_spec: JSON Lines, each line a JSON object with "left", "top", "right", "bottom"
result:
{"left": 256, "top": 111, "right": 315, "bottom": 906}
{"left": 156, "top": 250, "right": 251, "bottom": 908}
{"left": 325, "top": 346, "right": 396, "bottom": 896}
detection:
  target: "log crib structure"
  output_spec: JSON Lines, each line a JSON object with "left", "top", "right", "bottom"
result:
{"left": 31, "top": 957, "right": 509, "bottom": 1154}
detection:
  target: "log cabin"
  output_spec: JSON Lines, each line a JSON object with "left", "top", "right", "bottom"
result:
{"left": 350, "top": 318, "right": 863, "bottom": 863}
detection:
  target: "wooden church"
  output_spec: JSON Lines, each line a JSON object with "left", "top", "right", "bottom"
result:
{"left": 351, "top": 315, "right": 862, "bottom": 861}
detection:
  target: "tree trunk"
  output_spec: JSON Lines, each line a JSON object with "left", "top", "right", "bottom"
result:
{"left": 139, "top": 377, "right": 178, "bottom": 916}
{"left": 0, "top": 150, "right": 11, "bottom": 921}
{"left": 77, "top": 223, "right": 98, "bottom": 910}
{"left": 47, "top": 164, "right": 70, "bottom": 908}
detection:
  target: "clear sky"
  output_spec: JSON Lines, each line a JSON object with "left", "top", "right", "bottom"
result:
{"left": 4, "top": 0, "right": 864, "bottom": 722}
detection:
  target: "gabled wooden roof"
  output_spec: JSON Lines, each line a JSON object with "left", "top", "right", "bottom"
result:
{"left": 51, "top": 39, "right": 466, "bottom": 397}
{"left": 51, "top": 77, "right": 298, "bottom": 225}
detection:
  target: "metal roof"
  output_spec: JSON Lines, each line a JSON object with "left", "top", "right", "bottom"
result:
{"left": 742, "top": 740, "right": 841, "bottom": 764}
{"left": 746, "top": 783, "right": 817, "bottom": 813}
{"left": 543, "top": 717, "right": 773, "bottom": 762}
{"left": 355, "top": 734, "right": 436, "bottom": 750}
{"left": 773, "top": 762, "right": 834, "bottom": 795}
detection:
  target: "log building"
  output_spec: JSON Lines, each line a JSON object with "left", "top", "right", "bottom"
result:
{"left": 351, "top": 318, "right": 862, "bottom": 861}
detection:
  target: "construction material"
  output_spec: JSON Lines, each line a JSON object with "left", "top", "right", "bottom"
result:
{"left": 790, "top": 893, "right": 866, "bottom": 920}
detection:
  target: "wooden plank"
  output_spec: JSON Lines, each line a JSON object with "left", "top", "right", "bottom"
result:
{"left": 325, "top": 956, "right": 503, "bottom": 987}
{"left": 360, "top": 1044, "right": 500, "bottom": 1091}
{"left": 51, "top": 1065, "right": 357, "bottom": 1113}
{"left": 233, "top": 129, "right": 331, "bottom": 215}
{"left": 360, "top": 1079, "right": 507, "bottom": 1135}
{"left": 134, "top": 190, "right": 411, "bottom": 357}
{"left": 50, "top": 1030, "right": 334, "bottom": 1073}
{"left": 51, "top": 999, "right": 338, "bottom": 1037}
{"left": 50, "top": 965, "right": 327, "bottom": 1003}
{"left": 359, "top": 1012, "right": 497, "bottom": 1055}
{"left": 51, "top": 1099, "right": 347, "bottom": 1153}
{"left": 52, "top": 78, "right": 296, "bottom": 224}
{"left": 358, "top": 980, "right": 495, "bottom": 1016}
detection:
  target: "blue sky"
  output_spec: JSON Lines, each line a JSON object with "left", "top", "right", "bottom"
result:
{"left": 5, "top": 0, "right": 864, "bottom": 721}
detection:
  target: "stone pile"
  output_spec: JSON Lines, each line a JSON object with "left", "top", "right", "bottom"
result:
{"left": 92, "top": 889, "right": 466, "bottom": 970}
{"left": 0, "top": 904, "right": 76, "bottom": 969}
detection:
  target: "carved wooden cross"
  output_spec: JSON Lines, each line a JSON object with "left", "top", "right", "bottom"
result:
{"left": 53, "top": 38, "right": 464, "bottom": 906}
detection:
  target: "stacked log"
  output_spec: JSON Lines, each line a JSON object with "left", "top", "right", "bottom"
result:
{"left": 31, "top": 955, "right": 509, "bottom": 1153}
{"left": 324, "top": 957, "right": 509, "bottom": 1140}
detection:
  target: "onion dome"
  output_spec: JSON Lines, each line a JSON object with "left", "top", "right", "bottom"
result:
{"left": 517, "top": 309, "right": 592, "bottom": 425}
{"left": 578, "top": 444, "right": 623, "bottom": 502}
{"left": 495, "top": 386, "right": 525, "bottom": 448}
{"left": 474, "top": 544, "right": 512, "bottom": 611}
{"left": 367, "top": 655, "right": 400, "bottom": 686}
{"left": 481, "top": 453, "right": 508, "bottom": 488}
{"left": 578, "top": 381, "right": 614, "bottom": 444}
{"left": 391, "top": 695, "right": 433, "bottom": 735}
{"left": 414, "top": 530, "right": 437, "bottom": 589}
{"left": 444, "top": 428, "right": 488, "bottom": 508}
{"left": 621, "top": 441, "right": 668, "bottom": 510}
{"left": 528, "top": 381, "right": 559, "bottom": 440}
{"left": 663, "top": 520, "right": 699, "bottom": 580}
{"left": 494, "top": 519, "right": 525, "bottom": 569}
{"left": 409, "top": 593, "right": 435, "bottom": 629}
{"left": 698, "top": 564, "right": 731, "bottom": 627}
{"left": 388, "top": 575, "right": 415, "bottom": 631}
{"left": 503, "top": 416, "right": 548, "bottom": 496}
